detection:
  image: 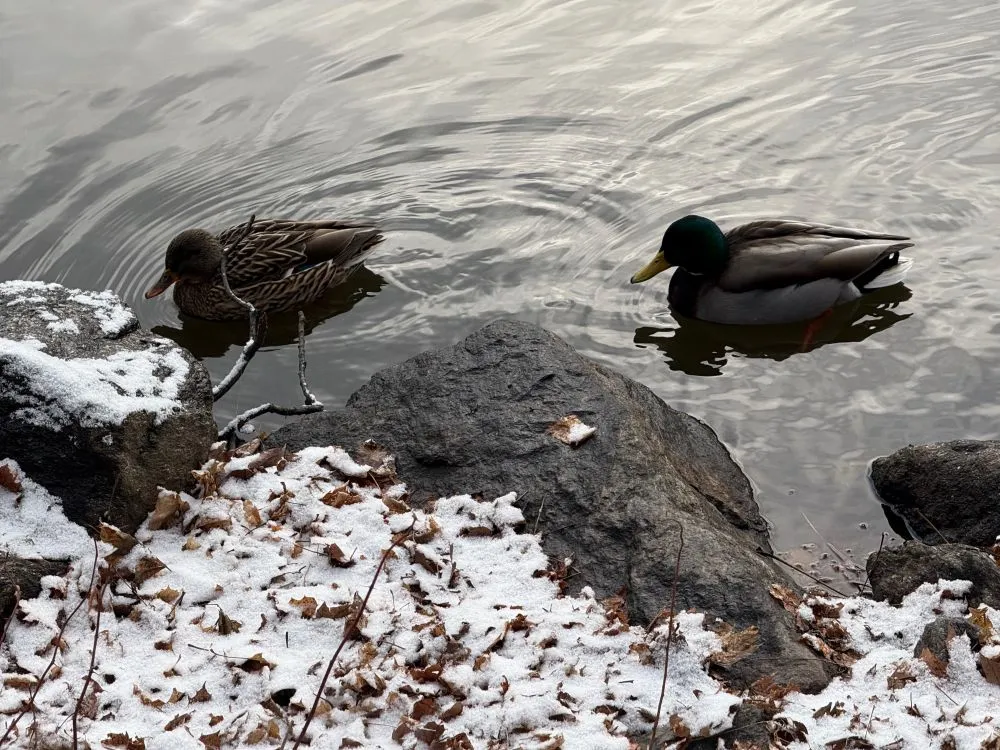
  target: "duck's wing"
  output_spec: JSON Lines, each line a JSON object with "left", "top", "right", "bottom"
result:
{"left": 720, "top": 220, "right": 913, "bottom": 293}
{"left": 218, "top": 220, "right": 381, "bottom": 288}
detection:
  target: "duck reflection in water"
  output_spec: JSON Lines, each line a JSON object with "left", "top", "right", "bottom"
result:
{"left": 634, "top": 283, "right": 912, "bottom": 377}
{"left": 151, "top": 266, "right": 387, "bottom": 359}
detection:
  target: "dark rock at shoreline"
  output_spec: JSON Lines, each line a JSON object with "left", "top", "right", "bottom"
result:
{"left": 870, "top": 441, "right": 1000, "bottom": 547}
{"left": 272, "top": 319, "right": 836, "bottom": 692}
{"left": 0, "top": 556, "right": 69, "bottom": 621}
{"left": 913, "top": 616, "right": 980, "bottom": 663}
{"left": 0, "top": 281, "right": 216, "bottom": 534}
{"left": 866, "top": 541, "right": 1000, "bottom": 609}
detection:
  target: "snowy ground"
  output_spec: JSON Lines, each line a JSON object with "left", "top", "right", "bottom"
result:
{"left": 1, "top": 442, "right": 1000, "bottom": 749}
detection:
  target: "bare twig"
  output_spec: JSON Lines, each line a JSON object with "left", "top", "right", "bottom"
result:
{"left": 212, "top": 214, "right": 264, "bottom": 403}
{"left": 755, "top": 547, "right": 850, "bottom": 597}
{"left": 0, "top": 540, "right": 100, "bottom": 746}
{"left": 218, "top": 311, "right": 324, "bottom": 442}
{"left": 0, "top": 583, "right": 21, "bottom": 648}
{"left": 72, "top": 580, "right": 107, "bottom": 749}
{"left": 292, "top": 520, "right": 415, "bottom": 750}
{"left": 648, "top": 522, "right": 684, "bottom": 750}
{"left": 857, "top": 532, "right": 887, "bottom": 596}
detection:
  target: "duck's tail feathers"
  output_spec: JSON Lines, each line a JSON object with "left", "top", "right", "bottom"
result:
{"left": 862, "top": 253, "right": 914, "bottom": 290}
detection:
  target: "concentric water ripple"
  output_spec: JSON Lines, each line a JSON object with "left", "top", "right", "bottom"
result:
{"left": 2, "top": 0, "right": 1000, "bottom": 554}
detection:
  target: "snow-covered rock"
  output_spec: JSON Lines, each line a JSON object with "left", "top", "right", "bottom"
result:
{"left": 0, "top": 281, "right": 216, "bottom": 535}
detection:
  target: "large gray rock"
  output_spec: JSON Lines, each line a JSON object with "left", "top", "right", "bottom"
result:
{"left": 866, "top": 541, "right": 1000, "bottom": 609}
{"left": 870, "top": 441, "right": 1000, "bottom": 547}
{"left": 272, "top": 319, "right": 835, "bottom": 692}
{"left": 0, "top": 281, "right": 216, "bottom": 533}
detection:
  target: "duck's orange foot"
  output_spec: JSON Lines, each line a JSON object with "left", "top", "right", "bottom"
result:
{"left": 801, "top": 308, "right": 835, "bottom": 352}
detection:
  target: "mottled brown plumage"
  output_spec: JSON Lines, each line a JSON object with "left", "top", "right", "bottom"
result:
{"left": 145, "top": 219, "right": 384, "bottom": 320}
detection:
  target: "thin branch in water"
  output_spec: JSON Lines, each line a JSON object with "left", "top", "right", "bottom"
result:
{"left": 292, "top": 520, "right": 415, "bottom": 750}
{"left": 218, "top": 311, "right": 324, "bottom": 443}
{"left": 212, "top": 214, "right": 264, "bottom": 403}
{"left": 0, "top": 540, "right": 100, "bottom": 747}
{"left": 755, "top": 547, "right": 850, "bottom": 598}
{"left": 648, "top": 521, "right": 684, "bottom": 750}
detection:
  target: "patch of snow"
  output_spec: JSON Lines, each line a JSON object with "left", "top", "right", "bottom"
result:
{"left": 0, "top": 337, "right": 189, "bottom": 429}
{"left": 0, "top": 459, "right": 93, "bottom": 560}
{"left": 45, "top": 318, "right": 80, "bottom": 334}
{"left": 68, "top": 289, "right": 137, "bottom": 336}
{"left": 0, "top": 445, "right": 737, "bottom": 748}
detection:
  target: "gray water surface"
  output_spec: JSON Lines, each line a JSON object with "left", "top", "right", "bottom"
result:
{"left": 2, "top": 0, "right": 999, "bottom": 558}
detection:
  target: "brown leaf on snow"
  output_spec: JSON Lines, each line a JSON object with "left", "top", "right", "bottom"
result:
{"left": 919, "top": 647, "right": 948, "bottom": 678}
{"left": 168, "top": 688, "right": 185, "bottom": 703}
{"left": 459, "top": 525, "right": 497, "bottom": 538}
{"left": 709, "top": 624, "right": 760, "bottom": 666}
{"left": 413, "top": 517, "right": 443, "bottom": 544}
{"left": 887, "top": 661, "right": 918, "bottom": 689}
{"left": 164, "top": 712, "right": 192, "bottom": 731}
{"left": 148, "top": 492, "right": 190, "bottom": 530}
{"left": 182, "top": 537, "right": 201, "bottom": 551}
{"left": 410, "top": 662, "right": 444, "bottom": 683}
{"left": 290, "top": 595, "right": 319, "bottom": 619}
{"left": 192, "top": 462, "right": 225, "bottom": 497}
{"left": 0, "top": 463, "right": 23, "bottom": 494}
{"left": 101, "top": 733, "right": 146, "bottom": 750}
{"left": 628, "top": 642, "right": 653, "bottom": 665}
{"left": 209, "top": 607, "right": 242, "bottom": 635}
{"left": 132, "top": 685, "right": 166, "bottom": 710}
{"left": 317, "top": 601, "right": 351, "bottom": 619}
{"left": 228, "top": 447, "right": 295, "bottom": 479}
{"left": 239, "top": 653, "right": 277, "bottom": 673}
{"left": 321, "top": 486, "right": 361, "bottom": 508}
{"left": 411, "top": 696, "right": 438, "bottom": 720}
{"left": 156, "top": 587, "right": 182, "bottom": 604}
{"left": 812, "top": 701, "right": 846, "bottom": 719}
{"left": 242, "top": 499, "right": 263, "bottom": 527}
{"left": 199, "top": 731, "right": 222, "bottom": 749}
{"left": 769, "top": 584, "right": 802, "bottom": 613}
{"left": 970, "top": 606, "right": 996, "bottom": 643}
{"left": 383, "top": 495, "right": 411, "bottom": 514}
{"left": 327, "top": 543, "right": 356, "bottom": 568}
{"left": 191, "top": 683, "right": 213, "bottom": 702}
{"left": 669, "top": 714, "right": 692, "bottom": 738}
{"left": 547, "top": 414, "right": 596, "bottom": 447}
{"left": 411, "top": 545, "right": 442, "bottom": 575}
{"left": 441, "top": 701, "right": 464, "bottom": 720}
{"left": 100, "top": 523, "right": 138, "bottom": 557}
{"left": 979, "top": 652, "right": 1000, "bottom": 686}
{"left": 825, "top": 737, "right": 875, "bottom": 750}
{"left": 981, "top": 731, "right": 1000, "bottom": 750}
{"left": 415, "top": 722, "right": 446, "bottom": 744}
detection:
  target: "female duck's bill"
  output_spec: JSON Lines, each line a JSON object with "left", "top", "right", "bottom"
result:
{"left": 144, "top": 270, "right": 179, "bottom": 299}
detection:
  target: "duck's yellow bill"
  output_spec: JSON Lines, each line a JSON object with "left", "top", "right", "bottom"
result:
{"left": 630, "top": 252, "right": 671, "bottom": 284}
{"left": 145, "top": 270, "right": 178, "bottom": 299}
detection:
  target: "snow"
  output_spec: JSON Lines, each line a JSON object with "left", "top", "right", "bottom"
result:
{"left": 0, "top": 280, "right": 138, "bottom": 338}
{"left": 2, "top": 442, "right": 999, "bottom": 749}
{"left": 0, "top": 336, "right": 189, "bottom": 429}
{"left": 0, "top": 446, "right": 736, "bottom": 749}
{"left": 68, "top": 289, "right": 138, "bottom": 336}
{"left": 0, "top": 459, "right": 93, "bottom": 560}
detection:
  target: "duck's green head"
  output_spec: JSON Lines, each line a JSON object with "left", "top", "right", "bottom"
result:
{"left": 630, "top": 215, "right": 728, "bottom": 284}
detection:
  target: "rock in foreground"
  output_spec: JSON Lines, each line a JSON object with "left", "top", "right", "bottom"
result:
{"left": 273, "top": 319, "right": 835, "bottom": 691}
{"left": 0, "top": 281, "right": 216, "bottom": 533}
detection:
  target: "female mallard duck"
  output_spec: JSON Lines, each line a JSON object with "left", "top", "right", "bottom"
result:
{"left": 144, "top": 219, "right": 384, "bottom": 321}
{"left": 630, "top": 215, "right": 913, "bottom": 334}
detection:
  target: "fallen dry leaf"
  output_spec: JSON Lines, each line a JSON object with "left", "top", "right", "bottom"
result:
{"left": 919, "top": 647, "right": 948, "bottom": 678}
{"left": 291, "top": 595, "right": 319, "bottom": 619}
{"left": 547, "top": 414, "right": 596, "bottom": 447}
{"left": 148, "top": 492, "right": 190, "bottom": 530}
{"left": 769, "top": 584, "right": 802, "bottom": 613}
{"left": 887, "top": 661, "right": 917, "bottom": 690}
{"left": 321, "top": 486, "right": 362, "bottom": 508}
{"left": 0, "top": 463, "right": 23, "bottom": 494}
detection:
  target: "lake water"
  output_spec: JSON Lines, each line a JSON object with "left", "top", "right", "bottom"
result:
{"left": 2, "top": 0, "right": 999, "bottom": 561}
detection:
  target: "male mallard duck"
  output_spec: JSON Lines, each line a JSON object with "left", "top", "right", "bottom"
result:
{"left": 144, "top": 219, "right": 384, "bottom": 320}
{"left": 630, "top": 215, "right": 913, "bottom": 343}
